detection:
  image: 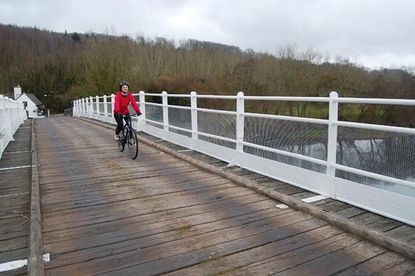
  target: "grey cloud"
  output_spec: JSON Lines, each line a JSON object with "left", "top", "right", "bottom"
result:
{"left": 0, "top": 0, "right": 414, "bottom": 69}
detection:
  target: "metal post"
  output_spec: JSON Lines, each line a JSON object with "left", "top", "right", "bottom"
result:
{"left": 162, "top": 91, "right": 169, "bottom": 133}
{"left": 111, "top": 94, "right": 115, "bottom": 120}
{"left": 103, "top": 96, "right": 108, "bottom": 122}
{"left": 190, "top": 91, "right": 198, "bottom": 140}
{"left": 82, "top": 98, "right": 86, "bottom": 116}
{"left": 236, "top": 91, "right": 245, "bottom": 152}
{"left": 83, "top": 98, "right": 87, "bottom": 117}
{"left": 0, "top": 96, "right": 5, "bottom": 156}
{"left": 138, "top": 91, "right": 146, "bottom": 131}
{"left": 95, "top": 95, "right": 99, "bottom": 119}
{"left": 326, "top": 91, "right": 339, "bottom": 177}
{"left": 89, "top": 96, "right": 93, "bottom": 118}
{"left": 73, "top": 100, "right": 77, "bottom": 116}
{"left": 6, "top": 98, "right": 14, "bottom": 141}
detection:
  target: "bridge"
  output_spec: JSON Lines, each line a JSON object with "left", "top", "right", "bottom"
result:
{"left": 1, "top": 92, "right": 415, "bottom": 275}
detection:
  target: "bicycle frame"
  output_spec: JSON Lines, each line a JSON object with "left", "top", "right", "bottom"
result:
{"left": 117, "top": 114, "right": 139, "bottom": 159}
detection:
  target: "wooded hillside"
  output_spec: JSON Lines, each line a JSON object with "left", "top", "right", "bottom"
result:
{"left": 1, "top": 24, "right": 414, "bottom": 125}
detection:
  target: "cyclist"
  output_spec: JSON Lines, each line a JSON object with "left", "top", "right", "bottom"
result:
{"left": 113, "top": 80, "right": 142, "bottom": 140}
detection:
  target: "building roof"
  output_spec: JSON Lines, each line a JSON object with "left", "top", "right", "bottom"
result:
{"left": 26, "top": 93, "right": 42, "bottom": 105}
{"left": 16, "top": 93, "right": 43, "bottom": 105}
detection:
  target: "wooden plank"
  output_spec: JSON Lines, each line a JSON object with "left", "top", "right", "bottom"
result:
{"left": 45, "top": 217, "right": 324, "bottom": 275}
{"left": 335, "top": 251, "right": 412, "bottom": 275}
{"left": 44, "top": 206, "right": 298, "bottom": 268}
{"left": 273, "top": 241, "right": 385, "bottom": 275}
{"left": 41, "top": 181, "right": 237, "bottom": 212}
{"left": 234, "top": 235, "right": 363, "bottom": 275}
{"left": 0, "top": 152, "right": 31, "bottom": 168}
{"left": 0, "top": 248, "right": 29, "bottom": 265}
{"left": 349, "top": 212, "right": 386, "bottom": 226}
{"left": 42, "top": 194, "right": 265, "bottom": 237}
{"left": 366, "top": 218, "right": 403, "bottom": 232}
{"left": 336, "top": 206, "right": 368, "bottom": 219}
{"left": 379, "top": 260, "right": 415, "bottom": 275}
{"left": 385, "top": 225, "right": 415, "bottom": 242}
{"left": 0, "top": 236, "right": 28, "bottom": 253}
{"left": 166, "top": 225, "right": 343, "bottom": 275}
{"left": 28, "top": 118, "right": 44, "bottom": 275}
{"left": 43, "top": 198, "right": 277, "bottom": 245}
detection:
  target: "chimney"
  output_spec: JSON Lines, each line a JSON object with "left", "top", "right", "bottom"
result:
{"left": 14, "top": 85, "right": 22, "bottom": 99}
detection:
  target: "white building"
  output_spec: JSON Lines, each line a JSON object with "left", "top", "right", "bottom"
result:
{"left": 14, "top": 86, "right": 45, "bottom": 118}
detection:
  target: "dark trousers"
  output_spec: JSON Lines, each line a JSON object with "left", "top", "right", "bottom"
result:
{"left": 114, "top": 113, "right": 131, "bottom": 135}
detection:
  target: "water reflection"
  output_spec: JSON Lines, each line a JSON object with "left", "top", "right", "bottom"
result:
{"left": 241, "top": 117, "right": 414, "bottom": 197}
{"left": 336, "top": 135, "right": 415, "bottom": 197}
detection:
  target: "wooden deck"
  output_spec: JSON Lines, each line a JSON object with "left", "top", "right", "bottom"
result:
{"left": 1, "top": 116, "right": 415, "bottom": 275}
{"left": 0, "top": 120, "right": 31, "bottom": 276}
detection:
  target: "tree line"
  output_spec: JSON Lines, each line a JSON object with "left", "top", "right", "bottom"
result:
{"left": 0, "top": 23, "right": 414, "bottom": 126}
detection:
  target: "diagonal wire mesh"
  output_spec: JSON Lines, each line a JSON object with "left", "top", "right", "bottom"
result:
{"left": 197, "top": 110, "right": 236, "bottom": 149}
{"left": 145, "top": 104, "right": 163, "bottom": 129}
{"left": 244, "top": 116, "right": 328, "bottom": 173}
{"left": 168, "top": 107, "right": 192, "bottom": 137}
{"left": 336, "top": 126, "right": 415, "bottom": 196}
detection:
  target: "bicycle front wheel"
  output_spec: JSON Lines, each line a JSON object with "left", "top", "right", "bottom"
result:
{"left": 118, "top": 127, "right": 127, "bottom": 152}
{"left": 127, "top": 130, "right": 139, "bottom": 159}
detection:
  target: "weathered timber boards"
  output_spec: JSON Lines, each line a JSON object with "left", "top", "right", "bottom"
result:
{"left": 138, "top": 129, "right": 415, "bottom": 248}
{"left": 35, "top": 117, "right": 414, "bottom": 275}
{"left": 0, "top": 120, "right": 32, "bottom": 276}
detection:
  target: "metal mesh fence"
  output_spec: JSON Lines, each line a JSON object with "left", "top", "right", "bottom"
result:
{"left": 140, "top": 100, "right": 414, "bottom": 197}
{"left": 145, "top": 104, "right": 163, "bottom": 129}
{"left": 336, "top": 126, "right": 415, "bottom": 196}
{"left": 197, "top": 110, "right": 236, "bottom": 149}
{"left": 168, "top": 107, "right": 192, "bottom": 137}
{"left": 243, "top": 116, "right": 328, "bottom": 173}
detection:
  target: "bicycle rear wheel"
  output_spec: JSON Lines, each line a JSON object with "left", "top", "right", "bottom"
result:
{"left": 127, "top": 130, "right": 139, "bottom": 159}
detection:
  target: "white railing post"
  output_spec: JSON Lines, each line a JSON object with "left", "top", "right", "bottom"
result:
{"left": 236, "top": 91, "right": 245, "bottom": 152}
{"left": 162, "top": 91, "right": 169, "bottom": 133}
{"left": 75, "top": 100, "right": 78, "bottom": 116}
{"left": 83, "top": 98, "right": 87, "bottom": 116}
{"left": 18, "top": 101, "right": 25, "bottom": 124}
{"left": 6, "top": 98, "right": 14, "bottom": 141}
{"left": 327, "top": 91, "right": 339, "bottom": 179}
{"left": 82, "top": 98, "right": 86, "bottom": 116}
{"left": 79, "top": 99, "right": 82, "bottom": 116}
{"left": 88, "top": 96, "right": 94, "bottom": 118}
{"left": 190, "top": 91, "right": 198, "bottom": 141}
{"left": 84, "top": 97, "right": 88, "bottom": 117}
{"left": 103, "top": 96, "right": 108, "bottom": 122}
{"left": 73, "top": 100, "right": 77, "bottom": 116}
{"left": 78, "top": 99, "right": 81, "bottom": 116}
{"left": 111, "top": 94, "right": 115, "bottom": 120}
{"left": 0, "top": 95, "right": 5, "bottom": 156}
{"left": 77, "top": 99, "right": 81, "bottom": 116}
{"left": 138, "top": 91, "right": 146, "bottom": 131}
{"left": 89, "top": 96, "right": 93, "bottom": 118}
{"left": 95, "top": 95, "right": 99, "bottom": 119}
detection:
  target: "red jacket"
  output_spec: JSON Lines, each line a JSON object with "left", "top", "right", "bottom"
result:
{"left": 113, "top": 91, "right": 141, "bottom": 114}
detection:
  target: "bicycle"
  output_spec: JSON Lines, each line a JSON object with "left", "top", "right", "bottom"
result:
{"left": 117, "top": 114, "right": 139, "bottom": 159}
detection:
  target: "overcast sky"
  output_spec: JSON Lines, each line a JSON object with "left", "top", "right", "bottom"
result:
{"left": 1, "top": 0, "right": 415, "bottom": 70}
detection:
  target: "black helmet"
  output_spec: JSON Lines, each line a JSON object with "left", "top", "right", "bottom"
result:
{"left": 119, "top": 80, "right": 130, "bottom": 90}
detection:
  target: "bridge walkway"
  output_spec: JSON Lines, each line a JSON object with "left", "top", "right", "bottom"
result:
{"left": 1, "top": 116, "right": 414, "bottom": 275}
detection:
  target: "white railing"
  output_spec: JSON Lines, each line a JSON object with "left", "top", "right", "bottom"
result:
{"left": 0, "top": 95, "right": 27, "bottom": 158}
{"left": 73, "top": 91, "right": 415, "bottom": 226}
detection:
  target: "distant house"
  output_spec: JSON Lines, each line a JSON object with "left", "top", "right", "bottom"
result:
{"left": 14, "top": 86, "right": 45, "bottom": 118}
